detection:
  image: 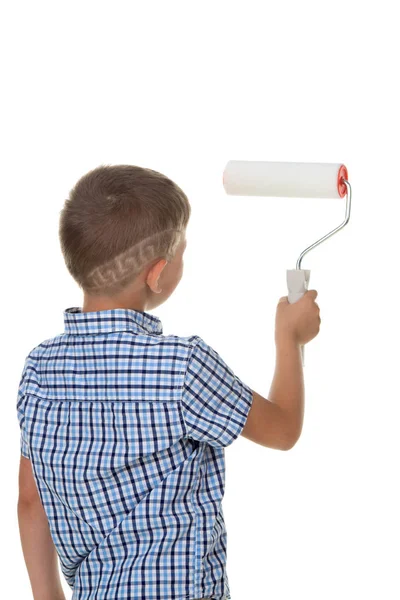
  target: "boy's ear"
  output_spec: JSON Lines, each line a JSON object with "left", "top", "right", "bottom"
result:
{"left": 145, "top": 258, "right": 168, "bottom": 294}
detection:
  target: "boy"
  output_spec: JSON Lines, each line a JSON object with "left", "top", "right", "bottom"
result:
{"left": 16, "top": 164, "right": 320, "bottom": 600}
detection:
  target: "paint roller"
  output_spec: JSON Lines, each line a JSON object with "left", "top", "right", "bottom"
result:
{"left": 222, "top": 161, "right": 352, "bottom": 363}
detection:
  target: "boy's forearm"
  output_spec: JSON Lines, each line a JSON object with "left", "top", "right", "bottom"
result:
{"left": 18, "top": 497, "right": 66, "bottom": 600}
{"left": 268, "top": 336, "right": 305, "bottom": 441}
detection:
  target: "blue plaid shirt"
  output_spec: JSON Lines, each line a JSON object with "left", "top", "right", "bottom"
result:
{"left": 16, "top": 307, "right": 253, "bottom": 600}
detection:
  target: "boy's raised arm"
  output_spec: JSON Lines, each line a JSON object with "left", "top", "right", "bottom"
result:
{"left": 241, "top": 290, "right": 320, "bottom": 450}
{"left": 17, "top": 455, "right": 66, "bottom": 600}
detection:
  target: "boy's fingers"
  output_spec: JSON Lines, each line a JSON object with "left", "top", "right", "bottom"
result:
{"left": 278, "top": 290, "right": 318, "bottom": 304}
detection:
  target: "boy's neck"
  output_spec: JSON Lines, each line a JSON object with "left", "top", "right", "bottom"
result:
{"left": 82, "top": 294, "right": 146, "bottom": 314}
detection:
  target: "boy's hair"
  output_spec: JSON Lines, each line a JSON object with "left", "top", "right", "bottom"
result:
{"left": 59, "top": 164, "right": 191, "bottom": 296}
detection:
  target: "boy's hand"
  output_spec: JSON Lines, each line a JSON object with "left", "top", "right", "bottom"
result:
{"left": 275, "top": 290, "right": 320, "bottom": 346}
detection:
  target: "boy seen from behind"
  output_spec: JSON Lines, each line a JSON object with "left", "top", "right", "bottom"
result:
{"left": 17, "top": 165, "right": 320, "bottom": 600}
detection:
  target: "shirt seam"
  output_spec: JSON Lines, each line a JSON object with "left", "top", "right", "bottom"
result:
{"left": 191, "top": 442, "right": 206, "bottom": 599}
{"left": 22, "top": 393, "right": 183, "bottom": 404}
{"left": 177, "top": 337, "right": 204, "bottom": 598}
{"left": 178, "top": 337, "right": 201, "bottom": 440}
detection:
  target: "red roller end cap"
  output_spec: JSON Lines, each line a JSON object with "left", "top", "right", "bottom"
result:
{"left": 337, "top": 165, "right": 349, "bottom": 197}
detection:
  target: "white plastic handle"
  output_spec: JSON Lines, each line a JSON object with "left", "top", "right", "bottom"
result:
{"left": 286, "top": 269, "right": 311, "bottom": 365}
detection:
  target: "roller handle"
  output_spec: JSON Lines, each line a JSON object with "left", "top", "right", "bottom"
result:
{"left": 286, "top": 269, "right": 311, "bottom": 366}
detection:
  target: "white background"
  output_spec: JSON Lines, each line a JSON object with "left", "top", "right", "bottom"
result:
{"left": 1, "top": 1, "right": 399, "bottom": 598}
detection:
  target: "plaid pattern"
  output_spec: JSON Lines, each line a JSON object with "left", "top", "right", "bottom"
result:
{"left": 16, "top": 307, "right": 253, "bottom": 600}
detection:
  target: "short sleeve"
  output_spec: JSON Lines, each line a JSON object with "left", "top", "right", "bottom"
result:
{"left": 16, "top": 358, "right": 30, "bottom": 459}
{"left": 181, "top": 336, "right": 253, "bottom": 447}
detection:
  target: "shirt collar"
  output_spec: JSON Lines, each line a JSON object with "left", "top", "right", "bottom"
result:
{"left": 64, "top": 307, "right": 163, "bottom": 336}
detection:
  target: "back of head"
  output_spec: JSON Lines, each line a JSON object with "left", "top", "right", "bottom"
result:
{"left": 59, "top": 164, "right": 191, "bottom": 296}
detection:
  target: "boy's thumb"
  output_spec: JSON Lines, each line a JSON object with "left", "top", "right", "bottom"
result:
{"left": 305, "top": 289, "right": 318, "bottom": 300}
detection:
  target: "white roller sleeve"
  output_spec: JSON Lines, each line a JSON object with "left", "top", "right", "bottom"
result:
{"left": 287, "top": 269, "right": 310, "bottom": 365}
{"left": 223, "top": 161, "right": 347, "bottom": 199}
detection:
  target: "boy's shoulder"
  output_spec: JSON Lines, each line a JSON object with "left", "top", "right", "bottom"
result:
{"left": 161, "top": 333, "right": 217, "bottom": 357}
{"left": 24, "top": 333, "right": 65, "bottom": 358}
{"left": 19, "top": 338, "right": 55, "bottom": 362}
{"left": 161, "top": 333, "right": 202, "bottom": 347}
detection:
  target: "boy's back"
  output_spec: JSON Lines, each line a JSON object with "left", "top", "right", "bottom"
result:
{"left": 17, "top": 306, "right": 253, "bottom": 600}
